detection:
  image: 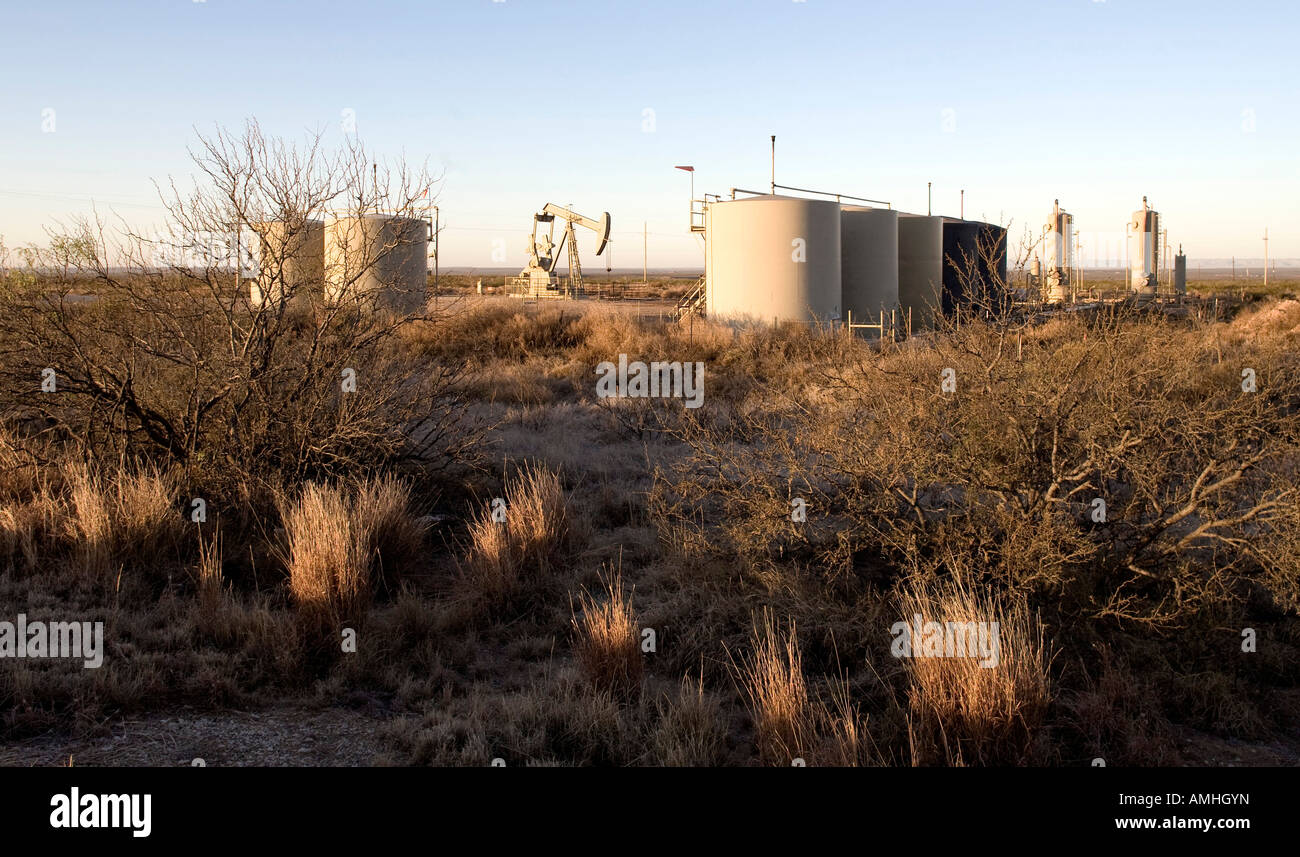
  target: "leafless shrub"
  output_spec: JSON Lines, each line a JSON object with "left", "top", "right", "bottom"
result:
{"left": 656, "top": 304, "right": 1300, "bottom": 628}
{"left": 0, "top": 121, "right": 480, "bottom": 498}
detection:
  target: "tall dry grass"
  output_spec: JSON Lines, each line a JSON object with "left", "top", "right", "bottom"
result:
{"left": 0, "top": 441, "right": 61, "bottom": 573}
{"left": 353, "top": 475, "right": 427, "bottom": 596}
{"left": 195, "top": 530, "right": 226, "bottom": 618}
{"left": 65, "top": 463, "right": 183, "bottom": 579}
{"left": 279, "top": 475, "right": 424, "bottom": 627}
{"left": 732, "top": 610, "right": 881, "bottom": 766}
{"left": 734, "top": 611, "right": 814, "bottom": 765}
{"left": 461, "top": 463, "right": 571, "bottom": 604}
{"left": 571, "top": 567, "right": 642, "bottom": 697}
{"left": 896, "top": 573, "right": 1052, "bottom": 766}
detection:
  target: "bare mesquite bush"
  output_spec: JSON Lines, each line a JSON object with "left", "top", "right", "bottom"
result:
{"left": 655, "top": 303, "right": 1300, "bottom": 629}
{"left": 0, "top": 121, "right": 479, "bottom": 499}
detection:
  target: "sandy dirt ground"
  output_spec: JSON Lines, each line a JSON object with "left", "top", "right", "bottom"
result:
{"left": 2, "top": 706, "right": 1297, "bottom": 767}
{"left": 0, "top": 706, "right": 396, "bottom": 767}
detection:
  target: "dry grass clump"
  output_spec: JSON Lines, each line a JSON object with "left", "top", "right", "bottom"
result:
{"left": 816, "top": 677, "right": 880, "bottom": 766}
{"left": 652, "top": 674, "right": 728, "bottom": 766}
{"left": 734, "top": 611, "right": 814, "bottom": 765}
{"left": 195, "top": 531, "right": 226, "bottom": 618}
{"left": 461, "top": 463, "right": 571, "bottom": 604}
{"left": 571, "top": 567, "right": 642, "bottom": 697}
{"left": 352, "top": 475, "right": 427, "bottom": 596}
{"left": 65, "top": 463, "right": 183, "bottom": 580}
{"left": 732, "top": 609, "right": 883, "bottom": 766}
{"left": 0, "top": 469, "right": 62, "bottom": 574}
{"left": 895, "top": 574, "right": 1051, "bottom": 766}
{"left": 280, "top": 482, "right": 364, "bottom": 621}
{"left": 0, "top": 501, "right": 47, "bottom": 573}
{"left": 279, "top": 475, "right": 424, "bottom": 627}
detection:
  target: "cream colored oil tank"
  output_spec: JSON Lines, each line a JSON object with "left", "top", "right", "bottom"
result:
{"left": 705, "top": 195, "right": 841, "bottom": 324}
{"left": 1128, "top": 196, "right": 1160, "bottom": 297}
{"left": 252, "top": 219, "right": 324, "bottom": 310}
{"left": 840, "top": 206, "right": 899, "bottom": 328}
{"left": 897, "top": 214, "right": 944, "bottom": 329}
{"left": 325, "top": 215, "right": 429, "bottom": 313}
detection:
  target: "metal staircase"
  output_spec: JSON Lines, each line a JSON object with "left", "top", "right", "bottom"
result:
{"left": 674, "top": 276, "right": 706, "bottom": 320}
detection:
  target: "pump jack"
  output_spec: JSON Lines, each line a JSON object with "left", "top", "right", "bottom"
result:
{"left": 519, "top": 203, "right": 612, "bottom": 295}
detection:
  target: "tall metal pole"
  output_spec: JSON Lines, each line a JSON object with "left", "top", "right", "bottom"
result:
{"left": 770, "top": 135, "right": 776, "bottom": 195}
{"left": 1264, "top": 228, "right": 1269, "bottom": 289}
{"left": 643, "top": 221, "right": 647, "bottom": 285}
{"left": 434, "top": 205, "right": 439, "bottom": 294}
{"left": 927, "top": 182, "right": 932, "bottom": 216}
{"left": 1076, "top": 233, "right": 1083, "bottom": 299}
{"left": 1124, "top": 221, "right": 1131, "bottom": 292}
{"left": 960, "top": 189, "right": 964, "bottom": 219}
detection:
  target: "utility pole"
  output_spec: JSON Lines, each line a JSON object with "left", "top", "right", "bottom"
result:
{"left": 927, "top": 182, "right": 932, "bottom": 216}
{"left": 643, "top": 221, "right": 647, "bottom": 285}
{"left": 1075, "top": 233, "right": 1082, "bottom": 298}
{"left": 433, "top": 205, "right": 439, "bottom": 294}
{"left": 1264, "top": 228, "right": 1269, "bottom": 289}
{"left": 960, "top": 189, "right": 964, "bottom": 219}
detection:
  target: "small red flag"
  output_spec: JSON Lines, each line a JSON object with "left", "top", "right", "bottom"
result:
{"left": 674, "top": 165, "right": 694, "bottom": 172}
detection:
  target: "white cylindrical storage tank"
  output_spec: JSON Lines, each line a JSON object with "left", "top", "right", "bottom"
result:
{"left": 840, "top": 206, "right": 899, "bottom": 330}
{"left": 325, "top": 214, "right": 429, "bottom": 312}
{"left": 897, "top": 214, "right": 944, "bottom": 329}
{"left": 1128, "top": 197, "right": 1159, "bottom": 297}
{"left": 705, "top": 195, "right": 841, "bottom": 325}
{"left": 252, "top": 219, "right": 324, "bottom": 310}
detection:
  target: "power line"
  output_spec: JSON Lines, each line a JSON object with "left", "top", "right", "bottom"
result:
{"left": 0, "top": 188, "right": 164, "bottom": 211}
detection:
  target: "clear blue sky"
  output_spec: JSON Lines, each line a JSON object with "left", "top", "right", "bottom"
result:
{"left": 1, "top": 0, "right": 1295, "bottom": 268}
